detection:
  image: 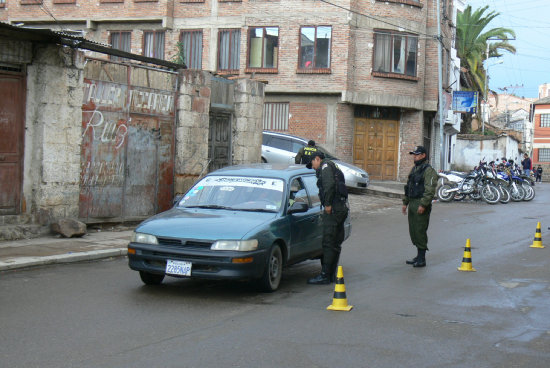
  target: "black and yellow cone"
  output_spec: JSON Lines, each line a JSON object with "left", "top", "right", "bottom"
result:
{"left": 327, "top": 266, "right": 353, "bottom": 312}
{"left": 530, "top": 222, "right": 545, "bottom": 248}
{"left": 458, "top": 238, "right": 476, "bottom": 272}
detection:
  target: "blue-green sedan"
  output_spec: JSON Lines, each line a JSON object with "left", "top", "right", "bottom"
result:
{"left": 128, "top": 164, "right": 351, "bottom": 292}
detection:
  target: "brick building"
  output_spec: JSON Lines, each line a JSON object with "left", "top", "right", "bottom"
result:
{"left": 530, "top": 96, "right": 550, "bottom": 180}
{"left": 1, "top": 0, "right": 460, "bottom": 181}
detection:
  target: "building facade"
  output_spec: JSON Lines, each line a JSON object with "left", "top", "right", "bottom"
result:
{"left": 2, "top": 0, "right": 459, "bottom": 180}
{"left": 531, "top": 97, "right": 550, "bottom": 170}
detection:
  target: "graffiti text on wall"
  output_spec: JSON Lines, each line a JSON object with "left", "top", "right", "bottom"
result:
{"left": 82, "top": 110, "right": 129, "bottom": 150}
{"left": 80, "top": 160, "right": 124, "bottom": 187}
{"left": 83, "top": 81, "right": 174, "bottom": 116}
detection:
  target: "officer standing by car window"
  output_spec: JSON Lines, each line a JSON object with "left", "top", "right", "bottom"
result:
{"left": 402, "top": 146, "right": 438, "bottom": 268}
{"left": 306, "top": 151, "right": 349, "bottom": 284}
{"left": 295, "top": 140, "right": 318, "bottom": 165}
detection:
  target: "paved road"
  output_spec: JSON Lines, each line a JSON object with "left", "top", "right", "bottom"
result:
{"left": 1, "top": 185, "right": 549, "bottom": 367}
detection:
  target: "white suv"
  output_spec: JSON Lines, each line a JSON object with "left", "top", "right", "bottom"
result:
{"left": 262, "top": 131, "right": 369, "bottom": 190}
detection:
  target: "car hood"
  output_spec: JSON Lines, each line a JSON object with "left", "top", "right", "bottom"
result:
{"left": 135, "top": 207, "right": 277, "bottom": 240}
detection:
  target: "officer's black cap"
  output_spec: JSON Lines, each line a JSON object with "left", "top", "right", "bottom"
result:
{"left": 308, "top": 140, "right": 315, "bottom": 146}
{"left": 409, "top": 146, "right": 427, "bottom": 155}
{"left": 305, "top": 151, "right": 325, "bottom": 169}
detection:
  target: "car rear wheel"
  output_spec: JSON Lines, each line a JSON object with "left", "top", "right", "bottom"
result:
{"left": 257, "top": 244, "right": 283, "bottom": 292}
{"left": 139, "top": 271, "right": 165, "bottom": 285}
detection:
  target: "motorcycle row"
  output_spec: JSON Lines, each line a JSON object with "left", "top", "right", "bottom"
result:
{"left": 437, "top": 159, "right": 535, "bottom": 204}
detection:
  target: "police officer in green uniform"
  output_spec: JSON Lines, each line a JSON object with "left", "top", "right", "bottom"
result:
{"left": 306, "top": 151, "right": 349, "bottom": 284}
{"left": 402, "top": 146, "right": 438, "bottom": 268}
{"left": 295, "top": 140, "right": 318, "bottom": 165}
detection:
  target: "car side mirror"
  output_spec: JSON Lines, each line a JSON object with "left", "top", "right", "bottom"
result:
{"left": 287, "top": 201, "right": 309, "bottom": 214}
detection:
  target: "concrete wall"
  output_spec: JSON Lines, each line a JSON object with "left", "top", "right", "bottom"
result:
{"left": 174, "top": 70, "right": 265, "bottom": 195}
{"left": 453, "top": 135, "right": 520, "bottom": 172}
{"left": 24, "top": 44, "right": 85, "bottom": 225}
{"left": 232, "top": 78, "right": 265, "bottom": 165}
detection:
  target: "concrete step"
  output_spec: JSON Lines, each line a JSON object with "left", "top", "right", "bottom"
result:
{"left": 0, "top": 224, "right": 50, "bottom": 242}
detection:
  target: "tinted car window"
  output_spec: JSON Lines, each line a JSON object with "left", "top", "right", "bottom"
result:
{"left": 289, "top": 177, "right": 309, "bottom": 207}
{"left": 291, "top": 140, "right": 305, "bottom": 153}
{"left": 302, "top": 175, "right": 321, "bottom": 208}
{"left": 262, "top": 134, "right": 271, "bottom": 145}
{"left": 268, "top": 136, "right": 292, "bottom": 151}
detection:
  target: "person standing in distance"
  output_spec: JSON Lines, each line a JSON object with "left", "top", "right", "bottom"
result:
{"left": 521, "top": 153, "right": 532, "bottom": 177}
{"left": 402, "top": 146, "right": 438, "bottom": 268}
{"left": 306, "top": 151, "right": 349, "bottom": 284}
{"left": 295, "top": 140, "right": 318, "bottom": 165}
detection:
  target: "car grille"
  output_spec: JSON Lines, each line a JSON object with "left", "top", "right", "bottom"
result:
{"left": 157, "top": 237, "right": 213, "bottom": 249}
{"left": 358, "top": 182, "right": 367, "bottom": 188}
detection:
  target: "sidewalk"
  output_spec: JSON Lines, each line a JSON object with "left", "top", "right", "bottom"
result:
{"left": 0, "top": 182, "right": 402, "bottom": 272}
{"left": 0, "top": 229, "right": 132, "bottom": 271}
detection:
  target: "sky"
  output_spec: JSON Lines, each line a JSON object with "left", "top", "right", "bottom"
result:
{"left": 465, "top": 0, "right": 550, "bottom": 99}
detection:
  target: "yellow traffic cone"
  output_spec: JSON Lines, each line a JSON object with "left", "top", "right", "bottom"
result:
{"left": 530, "top": 222, "right": 545, "bottom": 248}
{"left": 327, "top": 266, "right": 353, "bottom": 312}
{"left": 458, "top": 238, "right": 476, "bottom": 272}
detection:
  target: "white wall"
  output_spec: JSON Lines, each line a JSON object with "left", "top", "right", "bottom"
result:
{"left": 453, "top": 135, "right": 520, "bottom": 171}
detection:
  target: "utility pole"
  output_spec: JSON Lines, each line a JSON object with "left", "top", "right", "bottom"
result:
{"left": 437, "top": 0, "right": 445, "bottom": 171}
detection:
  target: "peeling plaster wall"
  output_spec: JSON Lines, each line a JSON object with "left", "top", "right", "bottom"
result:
{"left": 24, "top": 44, "right": 85, "bottom": 225}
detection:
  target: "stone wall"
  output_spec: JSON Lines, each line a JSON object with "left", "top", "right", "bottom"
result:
{"left": 24, "top": 44, "right": 84, "bottom": 225}
{"left": 232, "top": 78, "right": 265, "bottom": 165}
{"left": 453, "top": 134, "right": 520, "bottom": 172}
{"left": 174, "top": 70, "right": 212, "bottom": 195}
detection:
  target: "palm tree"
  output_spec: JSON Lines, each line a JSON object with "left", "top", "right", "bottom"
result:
{"left": 456, "top": 5, "right": 516, "bottom": 96}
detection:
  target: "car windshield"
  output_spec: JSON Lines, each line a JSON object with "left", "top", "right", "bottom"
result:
{"left": 177, "top": 175, "right": 285, "bottom": 213}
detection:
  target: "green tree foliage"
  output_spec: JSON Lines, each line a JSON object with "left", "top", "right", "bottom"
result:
{"left": 456, "top": 5, "right": 516, "bottom": 95}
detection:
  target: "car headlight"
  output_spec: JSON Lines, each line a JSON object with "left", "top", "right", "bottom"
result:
{"left": 211, "top": 239, "right": 258, "bottom": 251}
{"left": 131, "top": 232, "right": 158, "bottom": 245}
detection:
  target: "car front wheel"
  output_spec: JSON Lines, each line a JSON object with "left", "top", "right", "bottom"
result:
{"left": 139, "top": 271, "right": 165, "bottom": 285}
{"left": 257, "top": 244, "right": 283, "bottom": 292}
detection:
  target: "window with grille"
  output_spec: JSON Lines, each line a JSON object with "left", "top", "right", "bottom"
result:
{"left": 247, "top": 27, "right": 279, "bottom": 71}
{"left": 143, "top": 31, "right": 165, "bottom": 59}
{"left": 263, "top": 103, "right": 289, "bottom": 131}
{"left": 110, "top": 31, "right": 131, "bottom": 61}
{"left": 218, "top": 29, "right": 241, "bottom": 72}
{"left": 179, "top": 30, "right": 202, "bottom": 69}
{"left": 298, "top": 26, "right": 332, "bottom": 72}
{"left": 540, "top": 114, "right": 550, "bottom": 127}
{"left": 373, "top": 31, "right": 418, "bottom": 77}
{"left": 539, "top": 149, "right": 550, "bottom": 162}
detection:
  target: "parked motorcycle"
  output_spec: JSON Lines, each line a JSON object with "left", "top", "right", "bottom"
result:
{"left": 438, "top": 160, "right": 501, "bottom": 204}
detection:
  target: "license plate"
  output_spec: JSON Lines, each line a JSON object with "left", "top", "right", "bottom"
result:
{"left": 165, "top": 260, "right": 192, "bottom": 276}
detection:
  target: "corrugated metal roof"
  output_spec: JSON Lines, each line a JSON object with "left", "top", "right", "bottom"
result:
{"left": 0, "top": 22, "right": 186, "bottom": 70}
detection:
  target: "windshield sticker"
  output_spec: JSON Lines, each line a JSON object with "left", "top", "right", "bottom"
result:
{"left": 200, "top": 176, "right": 284, "bottom": 192}
{"left": 220, "top": 186, "right": 235, "bottom": 192}
{"left": 266, "top": 205, "right": 277, "bottom": 210}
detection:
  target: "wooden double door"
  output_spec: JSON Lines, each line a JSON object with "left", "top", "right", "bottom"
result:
{"left": 354, "top": 118, "right": 399, "bottom": 180}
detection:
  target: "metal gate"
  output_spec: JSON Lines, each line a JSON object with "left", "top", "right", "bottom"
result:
{"left": 208, "top": 76, "right": 234, "bottom": 172}
{"left": 208, "top": 111, "right": 232, "bottom": 172}
{"left": 80, "top": 59, "right": 177, "bottom": 221}
{"left": 0, "top": 72, "right": 25, "bottom": 215}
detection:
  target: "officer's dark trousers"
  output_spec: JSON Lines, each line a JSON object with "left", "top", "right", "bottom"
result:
{"left": 407, "top": 198, "right": 432, "bottom": 251}
{"left": 321, "top": 207, "right": 348, "bottom": 271}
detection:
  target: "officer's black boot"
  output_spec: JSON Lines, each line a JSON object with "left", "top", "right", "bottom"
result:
{"left": 307, "top": 265, "right": 331, "bottom": 285}
{"left": 406, "top": 248, "right": 420, "bottom": 265}
{"left": 413, "top": 249, "right": 426, "bottom": 268}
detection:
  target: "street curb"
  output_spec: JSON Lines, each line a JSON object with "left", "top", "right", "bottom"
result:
{"left": 366, "top": 187, "right": 405, "bottom": 199}
{"left": 0, "top": 248, "right": 128, "bottom": 271}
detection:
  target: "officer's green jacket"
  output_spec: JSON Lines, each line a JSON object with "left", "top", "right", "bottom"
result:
{"left": 402, "top": 162, "right": 438, "bottom": 208}
{"left": 295, "top": 145, "right": 318, "bottom": 164}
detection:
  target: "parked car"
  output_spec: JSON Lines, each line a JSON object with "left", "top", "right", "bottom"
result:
{"left": 128, "top": 164, "right": 351, "bottom": 292}
{"left": 262, "top": 131, "right": 369, "bottom": 190}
